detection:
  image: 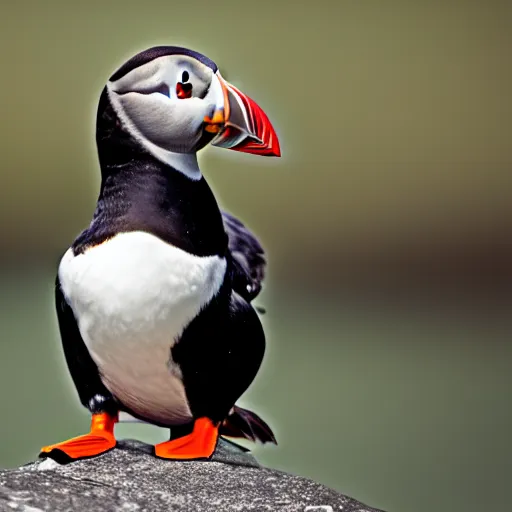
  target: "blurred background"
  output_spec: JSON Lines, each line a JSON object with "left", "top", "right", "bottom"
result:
{"left": 1, "top": 1, "right": 511, "bottom": 511}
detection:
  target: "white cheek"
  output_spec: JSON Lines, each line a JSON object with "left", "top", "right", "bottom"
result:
{"left": 107, "top": 86, "right": 203, "bottom": 180}
{"left": 118, "top": 94, "right": 211, "bottom": 152}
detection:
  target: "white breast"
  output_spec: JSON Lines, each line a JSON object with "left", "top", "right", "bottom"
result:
{"left": 58, "top": 231, "right": 227, "bottom": 425}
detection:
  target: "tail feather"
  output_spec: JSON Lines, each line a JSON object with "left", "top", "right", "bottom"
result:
{"left": 220, "top": 406, "right": 277, "bottom": 445}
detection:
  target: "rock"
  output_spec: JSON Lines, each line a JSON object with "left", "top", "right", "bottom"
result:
{"left": 0, "top": 439, "right": 384, "bottom": 511}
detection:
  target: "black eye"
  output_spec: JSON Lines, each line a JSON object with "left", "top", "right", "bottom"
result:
{"left": 182, "top": 71, "right": 189, "bottom": 83}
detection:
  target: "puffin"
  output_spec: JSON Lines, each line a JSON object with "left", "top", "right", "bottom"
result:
{"left": 39, "top": 45, "right": 280, "bottom": 462}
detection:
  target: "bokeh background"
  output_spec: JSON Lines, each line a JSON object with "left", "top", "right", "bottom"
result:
{"left": 1, "top": 1, "right": 511, "bottom": 511}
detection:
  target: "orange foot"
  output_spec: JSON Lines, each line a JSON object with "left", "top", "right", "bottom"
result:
{"left": 155, "top": 417, "right": 219, "bottom": 460}
{"left": 40, "top": 412, "right": 117, "bottom": 462}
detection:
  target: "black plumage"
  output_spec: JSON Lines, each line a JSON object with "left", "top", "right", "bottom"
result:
{"left": 223, "top": 211, "right": 266, "bottom": 302}
{"left": 109, "top": 46, "right": 218, "bottom": 83}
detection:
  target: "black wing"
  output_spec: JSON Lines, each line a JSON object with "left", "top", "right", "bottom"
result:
{"left": 55, "top": 273, "right": 117, "bottom": 415}
{"left": 222, "top": 211, "right": 266, "bottom": 303}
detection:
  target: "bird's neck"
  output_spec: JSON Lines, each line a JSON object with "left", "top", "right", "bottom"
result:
{"left": 74, "top": 87, "right": 227, "bottom": 256}
{"left": 72, "top": 155, "right": 227, "bottom": 258}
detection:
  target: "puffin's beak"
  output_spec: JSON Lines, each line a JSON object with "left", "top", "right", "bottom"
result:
{"left": 205, "top": 72, "right": 281, "bottom": 157}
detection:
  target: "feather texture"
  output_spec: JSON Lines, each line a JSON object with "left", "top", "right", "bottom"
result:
{"left": 220, "top": 405, "right": 277, "bottom": 445}
{"left": 222, "top": 211, "right": 266, "bottom": 302}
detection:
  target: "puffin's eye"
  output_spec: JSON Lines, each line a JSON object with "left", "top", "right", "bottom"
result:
{"left": 176, "top": 81, "right": 193, "bottom": 99}
{"left": 182, "top": 71, "right": 189, "bottom": 83}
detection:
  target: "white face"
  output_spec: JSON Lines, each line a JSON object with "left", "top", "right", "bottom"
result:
{"left": 107, "top": 55, "right": 225, "bottom": 155}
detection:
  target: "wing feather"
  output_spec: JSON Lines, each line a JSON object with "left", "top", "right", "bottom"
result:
{"left": 222, "top": 211, "right": 266, "bottom": 302}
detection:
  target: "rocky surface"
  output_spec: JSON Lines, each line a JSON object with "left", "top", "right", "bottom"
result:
{"left": 0, "top": 439, "right": 384, "bottom": 511}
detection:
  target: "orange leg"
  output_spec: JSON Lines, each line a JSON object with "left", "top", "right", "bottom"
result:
{"left": 40, "top": 412, "right": 117, "bottom": 462}
{"left": 155, "top": 417, "right": 219, "bottom": 460}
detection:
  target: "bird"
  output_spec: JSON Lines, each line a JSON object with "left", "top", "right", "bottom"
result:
{"left": 39, "top": 45, "right": 281, "bottom": 462}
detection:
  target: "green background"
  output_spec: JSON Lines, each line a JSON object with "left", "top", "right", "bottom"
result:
{"left": 1, "top": 1, "right": 511, "bottom": 511}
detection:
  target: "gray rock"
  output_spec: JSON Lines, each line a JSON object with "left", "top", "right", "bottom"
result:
{"left": 0, "top": 439, "right": 384, "bottom": 511}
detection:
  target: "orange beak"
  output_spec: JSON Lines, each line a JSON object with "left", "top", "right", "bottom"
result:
{"left": 205, "top": 73, "right": 281, "bottom": 157}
